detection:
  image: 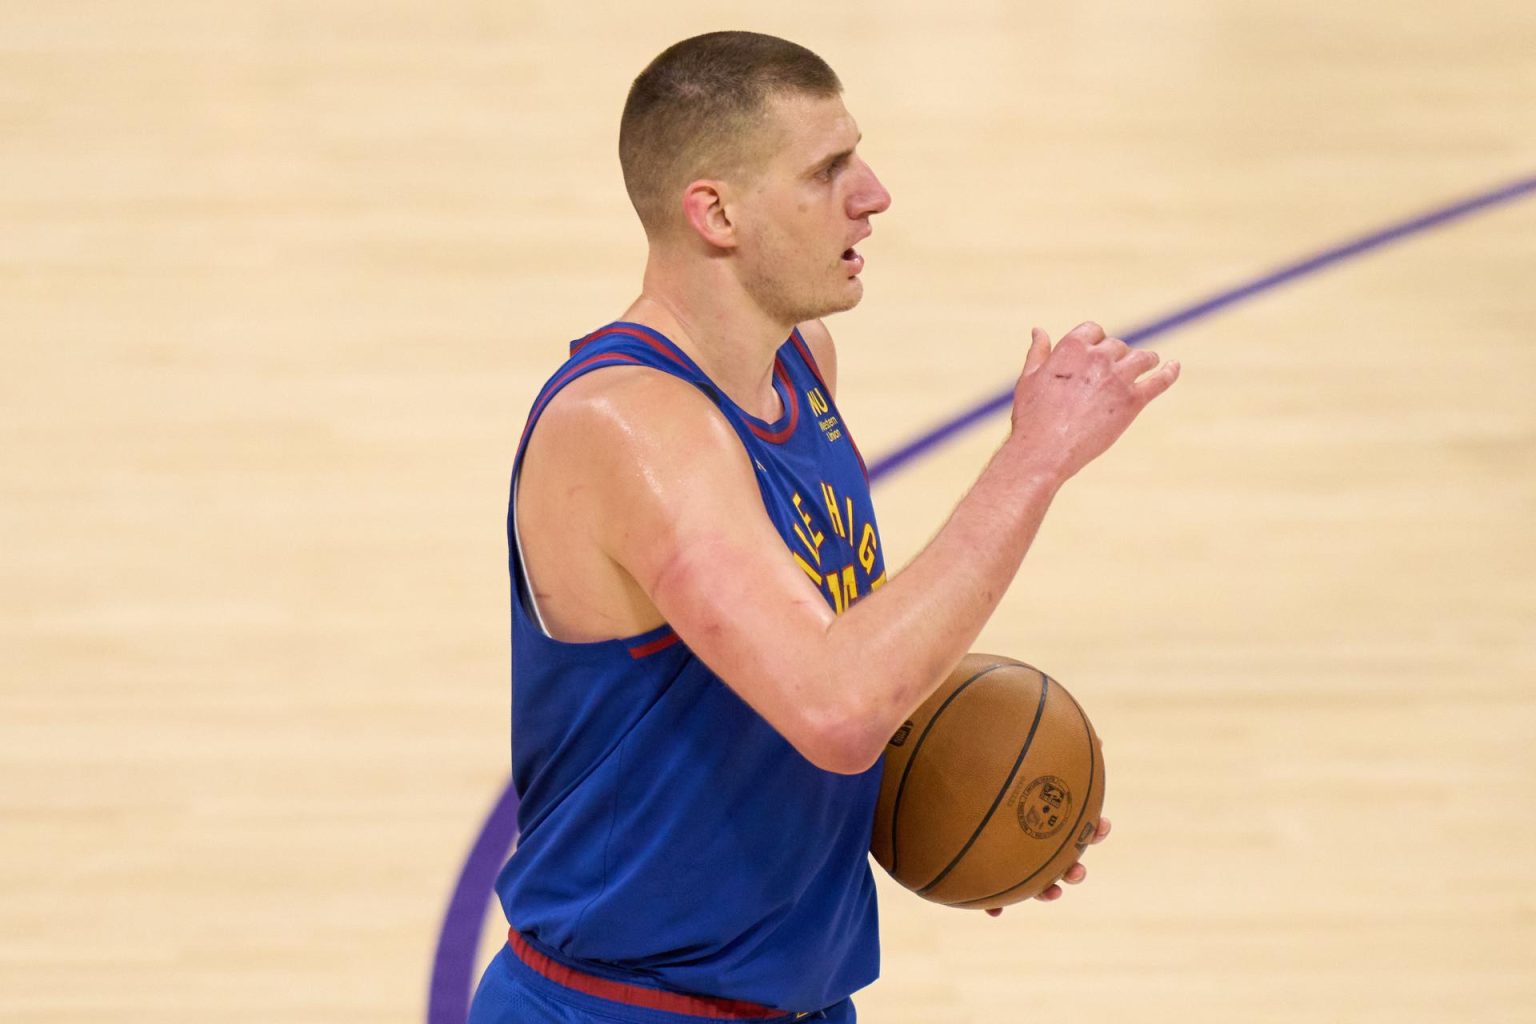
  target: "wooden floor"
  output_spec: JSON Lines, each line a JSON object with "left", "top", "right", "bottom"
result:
{"left": 4, "top": 2, "right": 1534, "bottom": 1021}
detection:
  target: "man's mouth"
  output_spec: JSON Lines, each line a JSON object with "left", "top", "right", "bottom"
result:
{"left": 841, "top": 247, "right": 864, "bottom": 273}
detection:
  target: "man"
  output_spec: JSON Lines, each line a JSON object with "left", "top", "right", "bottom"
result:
{"left": 469, "top": 30, "right": 1179, "bottom": 1024}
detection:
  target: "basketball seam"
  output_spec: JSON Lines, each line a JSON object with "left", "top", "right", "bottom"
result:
{"left": 952, "top": 680, "right": 1099, "bottom": 907}
{"left": 913, "top": 674, "right": 1051, "bottom": 897}
{"left": 887, "top": 662, "right": 1017, "bottom": 878}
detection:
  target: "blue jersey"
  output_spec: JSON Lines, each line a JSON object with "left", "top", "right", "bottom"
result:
{"left": 496, "top": 321, "right": 888, "bottom": 1012}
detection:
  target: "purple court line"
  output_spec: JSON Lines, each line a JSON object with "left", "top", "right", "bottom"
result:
{"left": 426, "top": 171, "right": 1536, "bottom": 1024}
{"left": 867, "top": 172, "right": 1536, "bottom": 479}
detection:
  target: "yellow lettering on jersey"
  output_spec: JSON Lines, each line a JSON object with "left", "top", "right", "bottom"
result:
{"left": 792, "top": 523, "right": 821, "bottom": 566}
{"left": 821, "top": 482, "right": 845, "bottom": 539}
{"left": 870, "top": 570, "right": 888, "bottom": 590}
{"left": 807, "top": 387, "right": 830, "bottom": 416}
{"left": 791, "top": 550, "right": 822, "bottom": 585}
{"left": 825, "top": 569, "right": 845, "bottom": 614}
{"left": 824, "top": 563, "right": 862, "bottom": 615}
{"left": 790, "top": 492, "right": 824, "bottom": 565}
{"left": 858, "top": 522, "right": 879, "bottom": 574}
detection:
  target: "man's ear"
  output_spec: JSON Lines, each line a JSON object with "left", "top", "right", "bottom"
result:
{"left": 681, "top": 180, "right": 737, "bottom": 250}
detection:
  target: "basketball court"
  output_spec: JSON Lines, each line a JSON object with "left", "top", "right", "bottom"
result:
{"left": 3, "top": 2, "right": 1533, "bottom": 1021}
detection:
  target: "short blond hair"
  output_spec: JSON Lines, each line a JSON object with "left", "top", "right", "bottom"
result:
{"left": 619, "top": 32, "right": 842, "bottom": 236}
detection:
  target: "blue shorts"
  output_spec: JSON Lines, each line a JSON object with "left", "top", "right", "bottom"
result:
{"left": 466, "top": 936, "right": 856, "bottom": 1024}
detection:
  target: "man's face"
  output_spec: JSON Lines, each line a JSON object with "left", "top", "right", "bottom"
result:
{"left": 728, "top": 92, "right": 892, "bottom": 325}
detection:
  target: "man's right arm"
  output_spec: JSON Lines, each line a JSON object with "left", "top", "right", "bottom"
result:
{"left": 546, "top": 322, "right": 1178, "bottom": 775}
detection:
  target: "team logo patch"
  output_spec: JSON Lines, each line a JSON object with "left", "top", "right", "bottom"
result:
{"left": 807, "top": 387, "right": 842, "bottom": 442}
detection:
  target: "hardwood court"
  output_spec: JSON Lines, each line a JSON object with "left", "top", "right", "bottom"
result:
{"left": 3, "top": 2, "right": 1533, "bottom": 1021}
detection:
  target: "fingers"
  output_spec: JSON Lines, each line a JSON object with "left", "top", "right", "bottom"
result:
{"left": 1035, "top": 861, "right": 1087, "bottom": 903}
{"left": 1051, "top": 322, "right": 1135, "bottom": 371}
{"left": 1061, "top": 321, "right": 1107, "bottom": 347}
{"left": 1024, "top": 321, "right": 1180, "bottom": 407}
{"left": 1022, "top": 327, "right": 1053, "bottom": 378}
{"left": 1091, "top": 817, "right": 1112, "bottom": 844}
{"left": 1097, "top": 336, "right": 1131, "bottom": 362}
{"left": 1115, "top": 348, "right": 1160, "bottom": 380}
{"left": 1019, "top": 818, "right": 1109, "bottom": 906}
{"left": 1133, "top": 359, "right": 1181, "bottom": 403}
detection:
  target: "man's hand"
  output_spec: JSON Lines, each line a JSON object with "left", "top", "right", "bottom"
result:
{"left": 1007, "top": 322, "right": 1180, "bottom": 487}
{"left": 984, "top": 817, "right": 1112, "bottom": 917}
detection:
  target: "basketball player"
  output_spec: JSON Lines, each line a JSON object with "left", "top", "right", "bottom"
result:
{"left": 468, "top": 31, "right": 1178, "bottom": 1024}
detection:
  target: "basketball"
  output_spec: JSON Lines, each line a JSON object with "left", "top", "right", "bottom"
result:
{"left": 870, "top": 653, "right": 1106, "bottom": 910}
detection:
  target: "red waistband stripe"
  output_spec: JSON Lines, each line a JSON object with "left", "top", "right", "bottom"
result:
{"left": 507, "top": 929, "right": 785, "bottom": 1020}
{"left": 627, "top": 628, "right": 679, "bottom": 659}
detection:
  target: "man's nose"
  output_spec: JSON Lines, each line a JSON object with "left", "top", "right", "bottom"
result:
{"left": 850, "top": 159, "right": 892, "bottom": 218}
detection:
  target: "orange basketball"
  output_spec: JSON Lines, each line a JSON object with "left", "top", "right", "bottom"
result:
{"left": 870, "top": 653, "right": 1106, "bottom": 909}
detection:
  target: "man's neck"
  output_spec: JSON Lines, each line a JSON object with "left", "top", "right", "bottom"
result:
{"left": 622, "top": 255, "right": 790, "bottom": 423}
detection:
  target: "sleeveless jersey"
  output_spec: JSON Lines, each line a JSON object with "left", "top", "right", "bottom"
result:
{"left": 495, "top": 321, "right": 888, "bottom": 1012}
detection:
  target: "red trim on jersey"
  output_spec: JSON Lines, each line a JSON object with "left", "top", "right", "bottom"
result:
{"left": 507, "top": 930, "right": 783, "bottom": 1020}
{"left": 792, "top": 330, "right": 866, "bottom": 478}
{"left": 569, "top": 326, "right": 607, "bottom": 355}
{"left": 571, "top": 325, "right": 693, "bottom": 375}
{"left": 848, "top": 436, "right": 870, "bottom": 482}
{"left": 788, "top": 329, "right": 830, "bottom": 394}
{"left": 627, "top": 329, "right": 695, "bottom": 373}
{"left": 746, "top": 358, "right": 799, "bottom": 444}
{"left": 572, "top": 325, "right": 800, "bottom": 445}
{"left": 627, "top": 629, "right": 679, "bottom": 659}
{"left": 788, "top": 328, "right": 863, "bottom": 474}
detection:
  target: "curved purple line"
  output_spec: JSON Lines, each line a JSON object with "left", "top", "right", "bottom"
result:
{"left": 428, "top": 782, "right": 519, "bottom": 1023}
{"left": 867, "top": 173, "right": 1536, "bottom": 478}
{"left": 427, "top": 171, "right": 1536, "bottom": 1024}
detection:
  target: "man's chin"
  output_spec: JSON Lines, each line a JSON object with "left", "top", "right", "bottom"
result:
{"left": 768, "top": 277, "right": 865, "bottom": 326}
{"left": 816, "top": 279, "right": 864, "bottom": 317}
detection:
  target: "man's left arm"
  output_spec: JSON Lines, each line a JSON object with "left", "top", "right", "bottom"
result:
{"left": 803, "top": 316, "right": 1116, "bottom": 909}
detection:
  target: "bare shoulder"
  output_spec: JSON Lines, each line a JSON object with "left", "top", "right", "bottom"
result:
{"left": 526, "top": 364, "right": 749, "bottom": 493}
{"left": 517, "top": 363, "right": 761, "bottom": 639}
{"left": 795, "top": 318, "right": 838, "bottom": 398}
{"left": 531, "top": 363, "right": 731, "bottom": 450}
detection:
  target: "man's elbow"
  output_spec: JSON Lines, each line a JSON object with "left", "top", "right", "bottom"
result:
{"left": 796, "top": 703, "right": 888, "bottom": 776}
